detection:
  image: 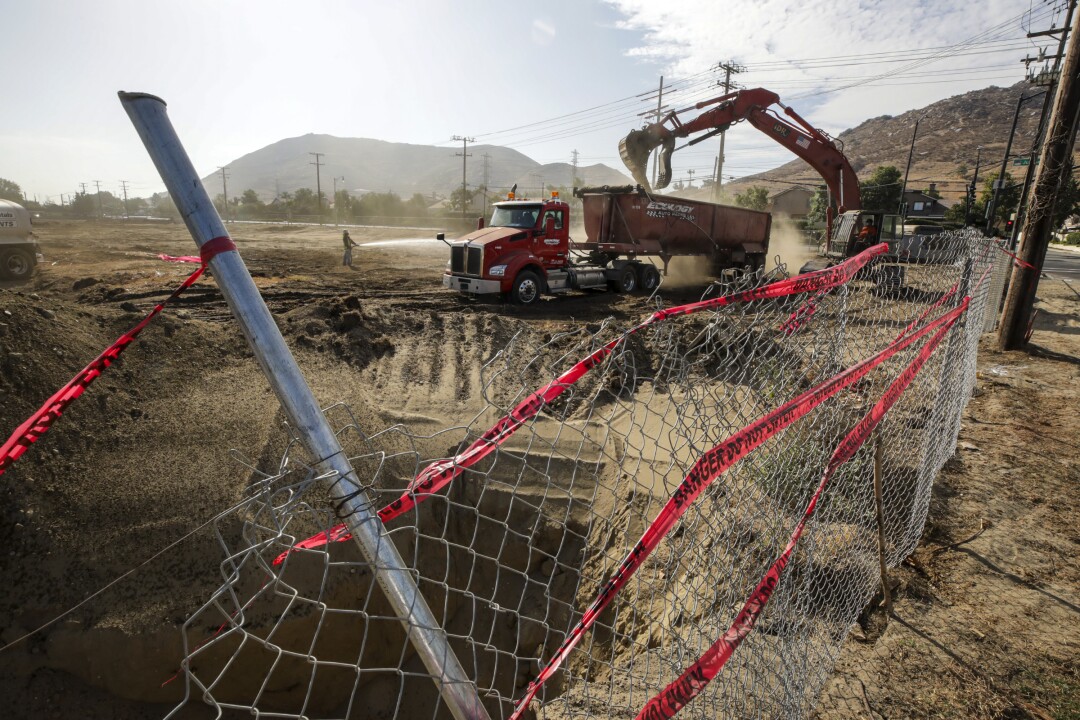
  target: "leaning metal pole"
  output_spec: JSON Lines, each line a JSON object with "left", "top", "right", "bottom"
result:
{"left": 118, "top": 92, "right": 490, "bottom": 720}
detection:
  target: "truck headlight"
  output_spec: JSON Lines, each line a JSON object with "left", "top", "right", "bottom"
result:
{"left": 489, "top": 264, "right": 507, "bottom": 277}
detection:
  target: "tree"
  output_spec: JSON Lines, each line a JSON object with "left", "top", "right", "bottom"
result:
{"left": 859, "top": 166, "right": 903, "bottom": 212}
{"left": 0, "top": 178, "right": 24, "bottom": 203}
{"left": 734, "top": 186, "right": 769, "bottom": 212}
{"left": 448, "top": 187, "right": 475, "bottom": 213}
{"left": 1053, "top": 175, "right": 1080, "bottom": 229}
{"left": 807, "top": 186, "right": 829, "bottom": 225}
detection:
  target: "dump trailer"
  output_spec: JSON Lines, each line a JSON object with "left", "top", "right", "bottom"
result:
{"left": 441, "top": 186, "right": 771, "bottom": 305}
{"left": 0, "top": 199, "right": 43, "bottom": 281}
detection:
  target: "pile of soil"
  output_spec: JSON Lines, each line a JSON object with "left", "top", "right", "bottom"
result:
{"left": 0, "top": 220, "right": 1076, "bottom": 719}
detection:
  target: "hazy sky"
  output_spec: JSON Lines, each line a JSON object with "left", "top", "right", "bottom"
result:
{"left": 0, "top": 0, "right": 1059, "bottom": 202}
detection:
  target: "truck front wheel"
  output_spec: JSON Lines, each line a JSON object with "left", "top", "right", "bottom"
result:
{"left": 0, "top": 249, "right": 34, "bottom": 281}
{"left": 509, "top": 270, "right": 542, "bottom": 305}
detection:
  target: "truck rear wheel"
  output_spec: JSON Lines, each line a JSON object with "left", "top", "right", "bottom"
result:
{"left": 0, "top": 249, "right": 34, "bottom": 281}
{"left": 509, "top": 270, "right": 542, "bottom": 305}
{"left": 610, "top": 266, "right": 637, "bottom": 293}
{"left": 638, "top": 265, "right": 661, "bottom": 292}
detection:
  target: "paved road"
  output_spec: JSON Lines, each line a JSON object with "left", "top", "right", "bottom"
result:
{"left": 1042, "top": 246, "right": 1080, "bottom": 282}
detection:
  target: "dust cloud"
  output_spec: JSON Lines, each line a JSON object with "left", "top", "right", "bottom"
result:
{"left": 767, "top": 215, "right": 817, "bottom": 273}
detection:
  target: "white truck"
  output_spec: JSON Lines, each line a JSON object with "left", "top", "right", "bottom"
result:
{"left": 0, "top": 199, "right": 43, "bottom": 280}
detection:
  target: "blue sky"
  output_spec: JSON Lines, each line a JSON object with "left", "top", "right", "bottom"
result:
{"left": 0, "top": 0, "right": 1057, "bottom": 201}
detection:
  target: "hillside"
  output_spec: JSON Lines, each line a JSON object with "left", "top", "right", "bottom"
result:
{"left": 686, "top": 82, "right": 1053, "bottom": 205}
{"left": 202, "top": 135, "right": 631, "bottom": 202}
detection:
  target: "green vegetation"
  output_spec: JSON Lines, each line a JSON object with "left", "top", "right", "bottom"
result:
{"left": 859, "top": 166, "right": 903, "bottom": 212}
{"left": 734, "top": 186, "right": 769, "bottom": 212}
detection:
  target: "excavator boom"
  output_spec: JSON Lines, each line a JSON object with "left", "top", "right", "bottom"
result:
{"left": 619, "top": 87, "right": 861, "bottom": 219}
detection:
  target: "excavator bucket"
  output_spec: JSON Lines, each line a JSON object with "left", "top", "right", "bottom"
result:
{"left": 619, "top": 128, "right": 658, "bottom": 191}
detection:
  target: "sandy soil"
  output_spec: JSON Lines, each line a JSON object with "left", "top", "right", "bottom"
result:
{"left": 0, "top": 220, "right": 1076, "bottom": 718}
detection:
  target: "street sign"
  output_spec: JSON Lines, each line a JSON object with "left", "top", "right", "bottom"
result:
{"left": 1012, "top": 157, "right": 1031, "bottom": 166}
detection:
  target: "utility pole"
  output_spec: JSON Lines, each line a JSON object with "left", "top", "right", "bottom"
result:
{"left": 713, "top": 61, "right": 744, "bottom": 202}
{"left": 481, "top": 152, "right": 491, "bottom": 204}
{"left": 93, "top": 180, "right": 103, "bottom": 218}
{"left": 309, "top": 153, "right": 324, "bottom": 223}
{"left": 332, "top": 176, "right": 346, "bottom": 225}
{"left": 986, "top": 91, "right": 1045, "bottom": 233}
{"left": 217, "top": 166, "right": 230, "bottom": 221}
{"left": 452, "top": 135, "right": 474, "bottom": 218}
{"left": 687, "top": 168, "right": 696, "bottom": 187}
{"left": 900, "top": 114, "right": 928, "bottom": 221}
{"left": 966, "top": 146, "right": 983, "bottom": 225}
{"left": 999, "top": 5, "right": 1080, "bottom": 350}
{"left": 637, "top": 76, "right": 668, "bottom": 188}
{"left": 1012, "top": 0, "right": 1077, "bottom": 249}
{"left": 119, "top": 180, "right": 130, "bottom": 218}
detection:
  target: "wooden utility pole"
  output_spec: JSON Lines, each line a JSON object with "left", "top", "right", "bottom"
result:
{"left": 713, "top": 61, "right": 744, "bottom": 202}
{"left": 119, "top": 180, "right": 130, "bottom": 218}
{"left": 218, "top": 166, "right": 230, "bottom": 221}
{"left": 452, "top": 135, "right": 474, "bottom": 218}
{"left": 309, "top": 153, "right": 324, "bottom": 223}
{"left": 999, "top": 7, "right": 1080, "bottom": 350}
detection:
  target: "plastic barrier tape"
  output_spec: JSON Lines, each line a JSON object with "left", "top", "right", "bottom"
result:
{"left": 0, "top": 237, "right": 235, "bottom": 476}
{"left": 634, "top": 302, "right": 965, "bottom": 720}
{"left": 274, "top": 245, "right": 889, "bottom": 566}
{"left": 507, "top": 299, "right": 969, "bottom": 720}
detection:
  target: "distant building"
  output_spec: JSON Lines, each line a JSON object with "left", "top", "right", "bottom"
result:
{"left": 768, "top": 186, "right": 814, "bottom": 218}
{"left": 903, "top": 184, "right": 950, "bottom": 220}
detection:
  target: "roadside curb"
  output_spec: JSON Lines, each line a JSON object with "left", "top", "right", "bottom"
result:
{"left": 1049, "top": 243, "right": 1080, "bottom": 254}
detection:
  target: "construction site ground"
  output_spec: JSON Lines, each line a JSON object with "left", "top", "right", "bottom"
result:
{"left": 0, "top": 219, "right": 1076, "bottom": 719}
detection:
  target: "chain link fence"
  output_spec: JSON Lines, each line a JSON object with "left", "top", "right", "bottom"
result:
{"left": 166, "top": 232, "right": 1007, "bottom": 720}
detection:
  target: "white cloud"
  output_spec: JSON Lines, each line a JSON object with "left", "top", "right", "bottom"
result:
{"left": 532, "top": 18, "right": 557, "bottom": 46}
{"left": 604, "top": 0, "right": 1038, "bottom": 182}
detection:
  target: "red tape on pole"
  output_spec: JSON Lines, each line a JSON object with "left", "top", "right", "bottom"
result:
{"left": 0, "top": 237, "right": 235, "bottom": 477}
{"left": 634, "top": 299, "right": 966, "bottom": 720}
{"left": 506, "top": 299, "right": 969, "bottom": 720}
{"left": 273, "top": 245, "right": 889, "bottom": 566}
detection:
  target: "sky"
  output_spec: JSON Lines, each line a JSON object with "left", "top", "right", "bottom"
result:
{"left": 0, "top": 0, "right": 1063, "bottom": 203}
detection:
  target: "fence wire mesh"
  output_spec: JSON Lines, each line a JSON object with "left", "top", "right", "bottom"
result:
{"left": 167, "top": 232, "right": 1007, "bottom": 720}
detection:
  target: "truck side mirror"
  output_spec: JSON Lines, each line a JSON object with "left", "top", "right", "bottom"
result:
{"left": 545, "top": 216, "right": 555, "bottom": 235}
{"left": 477, "top": 217, "right": 485, "bottom": 230}
{"left": 436, "top": 232, "right": 445, "bottom": 241}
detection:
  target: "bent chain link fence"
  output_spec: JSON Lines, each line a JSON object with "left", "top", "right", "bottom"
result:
{"left": 167, "top": 231, "right": 1007, "bottom": 720}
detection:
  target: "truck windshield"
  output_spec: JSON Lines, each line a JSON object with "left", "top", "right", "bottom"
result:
{"left": 490, "top": 205, "right": 542, "bottom": 228}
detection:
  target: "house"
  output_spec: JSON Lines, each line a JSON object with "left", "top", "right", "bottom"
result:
{"left": 902, "top": 184, "right": 950, "bottom": 220}
{"left": 767, "top": 186, "right": 813, "bottom": 218}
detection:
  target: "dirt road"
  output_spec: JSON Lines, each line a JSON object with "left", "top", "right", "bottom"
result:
{"left": 0, "top": 220, "right": 1076, "bottom": 718}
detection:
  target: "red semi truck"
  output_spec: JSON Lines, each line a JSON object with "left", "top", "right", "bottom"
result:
{"left": 441, "top": 186, "right": 771, "bottom": 305}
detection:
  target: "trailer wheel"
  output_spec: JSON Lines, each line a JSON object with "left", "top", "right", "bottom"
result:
{"left": 610, "top": 266, "right": 637, "bottom": 293}
{"left": 0, "top": 249, "right": 34, "bottom": 281}
{"left": 638, "top": 265, "right": 661, "bottom": 292}
{"left": 509, "top": 270, "right": 542, "bottom": 305}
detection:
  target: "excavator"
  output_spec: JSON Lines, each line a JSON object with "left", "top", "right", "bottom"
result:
{"left": 618, "top": 87, "right": 902, "bottom": 264}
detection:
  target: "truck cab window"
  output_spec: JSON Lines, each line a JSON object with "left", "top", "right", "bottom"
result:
{"left": 542, "top": 210, "right": 564, "bottom": 229}
{"left": 491, "top": 205, "right": 543, "bottom": 228}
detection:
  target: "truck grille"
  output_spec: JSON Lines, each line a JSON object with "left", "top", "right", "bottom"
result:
{"left": 451, "top": 245, "right": 465, "bottom": 273}
{"left": 467, "top": 246, "right": 483, "bottom": 276}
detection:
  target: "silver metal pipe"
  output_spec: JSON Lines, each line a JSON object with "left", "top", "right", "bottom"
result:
{"left": 118, "top": 91, "right": 489, "bottom": 720}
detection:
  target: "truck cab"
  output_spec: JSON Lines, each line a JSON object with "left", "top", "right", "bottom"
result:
{"left": 442, "top": 192, "right": 572, "bottom": 303}
{"left": 0, "top": 199, "right": 44, "bottom": 281}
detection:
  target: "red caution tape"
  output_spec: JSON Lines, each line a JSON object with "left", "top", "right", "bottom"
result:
{"left": 779, "top": 289, "right": 827, "bottom": 336}
{"left": 997, "top": 245, "right": 1036, "bottom": 271}
{"left": 507, "top": 299, "right": 969, "bottom": 720}
{"left": 158, "top": 253, "right": 201, "bottom": 264}
{"left": 273, "top": 245, "right": 889, "bottom": 566}
{"left": 634, "top": 299, "right": 966, "bottom": 720}
{"left": 0, "top": 237, "right": 236, "bottom": 477}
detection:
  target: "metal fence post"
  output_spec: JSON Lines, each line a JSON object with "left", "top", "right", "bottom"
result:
{"left": 118, "top": 91, "right": 490, "bottom": 720}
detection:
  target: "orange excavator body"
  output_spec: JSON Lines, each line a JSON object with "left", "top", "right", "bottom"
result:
{"left": 619, "top": 87, "right": 861, "bottom": 243}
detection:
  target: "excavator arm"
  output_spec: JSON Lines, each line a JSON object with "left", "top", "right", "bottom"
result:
{"left": 620, "top": 87, "right": 861, "bottom": 222}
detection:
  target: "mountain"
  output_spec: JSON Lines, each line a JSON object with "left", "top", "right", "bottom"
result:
{"left": 683, "top": 82, "right": 1056, "bottom": 206}
{"left": 202, "top": 134, "right": 631, "bottom": 201}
